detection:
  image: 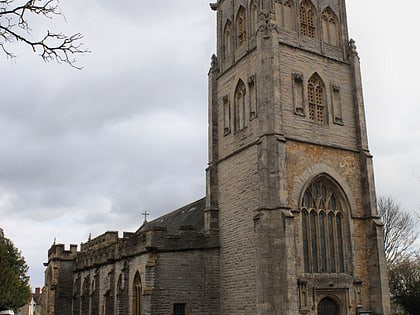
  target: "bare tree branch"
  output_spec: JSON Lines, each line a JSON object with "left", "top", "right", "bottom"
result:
{"left": 0, "top": 0, "right": 88, "bottom": 68}
{"left": 378, "top": 196, "right": 419, "bottom": 267}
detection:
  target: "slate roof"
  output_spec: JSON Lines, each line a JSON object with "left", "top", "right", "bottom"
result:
{"left": 136, "top": 197, "right": 206, "bottom": 235}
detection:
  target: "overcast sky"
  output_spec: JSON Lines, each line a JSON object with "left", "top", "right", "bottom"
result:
{"left": 0, "top": 0, "right": 418, "bottom": 289}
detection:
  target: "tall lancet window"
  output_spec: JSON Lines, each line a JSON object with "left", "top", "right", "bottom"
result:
{"left": 250, "top": 0, "right": 258, "bottom": 36}
{"left": 301, "top": 177, "right": 346, "bottom": 274}
{"left": 276, "top": 0, "right": 296, "bottom": 31}
{"left": 308, "top": 73, "right": 326, "bottom": 124}
{"left": 132, "top": 272, "right": 142, "bottom": 315}
{"left": 234, "top": 80, "right": 247, "bottom": 131}
{"left": 300, "top": 0, "right": 316, "bottom": 38}
{"left": 236, "top": 6, "right": 247, "bottom": 47}
{"left": 223, "top": 20, "right": 232, "bottom": 59}
{"left": 322, "top": 7, "right": 339, "bottom": 46}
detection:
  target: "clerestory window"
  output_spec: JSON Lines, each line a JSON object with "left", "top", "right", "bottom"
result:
{"left": 301, "top": 177, "right": 345, "bottom": 274}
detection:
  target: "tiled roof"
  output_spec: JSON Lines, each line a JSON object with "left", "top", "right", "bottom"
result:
{"left": 137, "top": 197, "right": 206, "bottom": 235}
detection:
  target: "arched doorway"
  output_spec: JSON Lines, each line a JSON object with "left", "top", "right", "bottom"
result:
{"left": 318, "top": 297, "right": 339, "bottom": 315}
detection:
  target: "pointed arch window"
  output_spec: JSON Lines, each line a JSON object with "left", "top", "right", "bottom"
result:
{"left": 250, "top": 0, "right": 258, "bottom": 36}
{"left": 301, "top": 177, "right": 346, "bottom": 274}
{"left": 234, "top": 80, "right": 247, "bottom": 131}
{"left": 308, "top": 74, "right": 326, "bottom": 124}
{"left": 223, "top": 20, "right": 232, "bottom": 60}
{"left": 322, "top": 7, "right": 339, "bottom": 46}
{"left": 81, "top": 276, "right": 90, "bottom": 315}
{"left": 300, "top": 0, "right": 316, "bottom": 38}
{"left": 276, "top": 0, "right": 296, "bottom": 30}
{"left": 236, "top": 6, "right": 247, "bottom": 47}
{"left": 132, "top": 272, "right": 142, "bottom": 315}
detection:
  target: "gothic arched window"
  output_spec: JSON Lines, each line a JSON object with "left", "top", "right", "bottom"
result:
{"left": 308, "top": 73, "right": 326, "bottom": 123}
{"left": 81, "top": 276, "right": 90, "bottom": 315}
{"left": 322, "top": 7, "right": 339, "bottom": 46}
{"left": 276, "top": 0, "right": 296, "bottom": 31}
{"left": 132, "top": 272, "right": 142, "bottom": 315}
{"left": 299, "top": 0, "right": 316, "bottom": 38}
{"left": 72, "top": 277, "right": 81, "bottom": 315}
{"left": 301, "top": 177, "right": 346, "bottom": 274}
{"left": 223, "top": 20, "right": 232, "bottom": 59}
{"left": 234, "top": 80, "right": 247, "bottom": 131}
{"left": 236, "top": 6, "right": 247, "bottom": 47}
{"left": 250, "top": 0, "right": 258, "bottom": 35}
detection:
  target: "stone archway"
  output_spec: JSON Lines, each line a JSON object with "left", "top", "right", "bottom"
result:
{"left": 317, "top": 297, "right": 339, "bottom": 315}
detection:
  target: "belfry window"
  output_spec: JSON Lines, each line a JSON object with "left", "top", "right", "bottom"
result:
{"left": 308, "top": 74, "right": 326, "bottom": 124}
{"left": 300, "top": 0, "right": 316, "bottom": 38}
{"left": 301, "top": 178, "right": 345, "bottom": 274}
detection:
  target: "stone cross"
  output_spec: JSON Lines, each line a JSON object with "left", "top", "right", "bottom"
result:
{"left": 142, "top": 211, "right": 150, "bottom": 223}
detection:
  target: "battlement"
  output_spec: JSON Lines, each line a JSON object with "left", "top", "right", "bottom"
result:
{"left": 81, "top": 231, "right": 120, "bottom": 252}
{"left": 47, "top": 243, "right": 78, "bottom": 261}
{"left": 74, "top": 223, "right": 219, "bottom": 271}
{"left": 140, "top": 224, "right": 214, "bottom": 252}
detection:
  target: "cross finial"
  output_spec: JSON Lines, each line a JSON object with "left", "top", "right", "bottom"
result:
{"left": 142, "top": 211, "right": 150, "bottom": 223}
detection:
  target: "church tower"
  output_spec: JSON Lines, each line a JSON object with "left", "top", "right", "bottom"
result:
{"left": 206, "top": 0, "right": 391, "bottom": 314}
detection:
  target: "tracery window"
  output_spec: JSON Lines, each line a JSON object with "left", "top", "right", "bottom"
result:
{"left": 234, "top": 80, "right": 247, "bottom": 131}
{"left": 299, "top": 0, "right": 316, "bottom": 38}
{"left": 236, "top": 6, "right": 247, "bottom": 47}
{"left": 132, "top": 272, "right": 142, "bottom": 315}
{"left": 301, "top": 178, "right": 345, "bottom": 274}
{"left": 322, "top": 7, "right": 339, "bottom": 46}
{"left": 276, "top": 0, "right": 296, "bottom": 30}
{"left": 223, "top": 20, "right": 232, "bottom": 59}
{"left": 308, "top": 73, "right": 325, "bottom": 123}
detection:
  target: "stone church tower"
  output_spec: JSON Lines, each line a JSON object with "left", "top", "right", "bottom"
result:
{"left": 206, "top": 0, "right": 390, "bottom": 314}
{"left": 42, "top": 1, "right": 391, "bottom": 314}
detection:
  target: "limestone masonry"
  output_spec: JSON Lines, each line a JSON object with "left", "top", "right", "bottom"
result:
{"left": 42, "top": 0, "right": 391, "bottom": 314}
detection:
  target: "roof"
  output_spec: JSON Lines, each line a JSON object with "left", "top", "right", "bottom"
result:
{"left": 137, "top": 197, "right": 206, "bottom": 235}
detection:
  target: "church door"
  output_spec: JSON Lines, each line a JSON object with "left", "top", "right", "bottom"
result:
{"left": 318, "top": 297, "right": 339, "bottom": 315}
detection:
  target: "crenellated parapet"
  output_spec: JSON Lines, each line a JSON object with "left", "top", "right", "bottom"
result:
{"left": 74, "top": 222, "right": 219, "bottom": 271}
{"left": 47, "top": 243, "right": 78, "bottom": 263}
{"left": 126, "top": 224, "right": 219, "bottom": 255}
{"left": 80, "top": 231, "right": 119, "bottom": 252}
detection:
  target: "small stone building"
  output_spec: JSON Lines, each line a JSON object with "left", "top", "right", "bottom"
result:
{"left": 43, "top": 0, "right": 391, "bottom": 314}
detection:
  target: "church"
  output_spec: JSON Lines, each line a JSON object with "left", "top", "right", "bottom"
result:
{"left": 42, "top": 0, "right": 391, "bottom": 314}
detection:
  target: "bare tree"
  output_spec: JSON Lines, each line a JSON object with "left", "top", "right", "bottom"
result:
{"left": 0, "top": 0, "right": 88, "bottom": 68}
{"left": 388, "top": 254, "right": 420, "bottom": 315}
{"left": 378, "top": 196, "right": 418, "bottom": 267}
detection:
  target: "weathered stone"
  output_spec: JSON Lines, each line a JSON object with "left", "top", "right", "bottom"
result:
{"left": 42, "top": 1, "right": 390, "bottom": 314}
